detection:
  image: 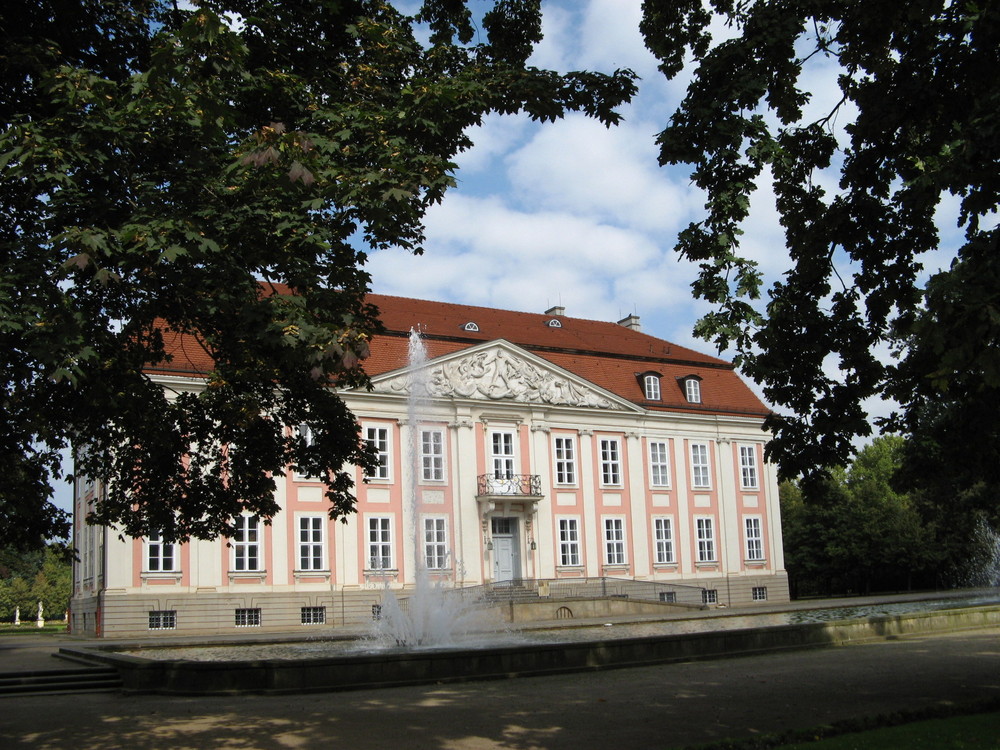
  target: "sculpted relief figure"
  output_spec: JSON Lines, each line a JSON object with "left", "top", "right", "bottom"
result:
{"left": 378, "top": 348, "right": 620, "bottom": 410}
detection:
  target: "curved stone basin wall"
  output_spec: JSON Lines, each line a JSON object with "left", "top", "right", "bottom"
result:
{"left": 61, "top": 604, "right": 1000, "bottom": 695}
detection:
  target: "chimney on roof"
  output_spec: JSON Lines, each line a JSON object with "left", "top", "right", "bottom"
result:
{"left": 617, "top": 313, "right": 641, "bottom": 332}
{"left": 545, "top": 305, "right": 565, "bottom": 317}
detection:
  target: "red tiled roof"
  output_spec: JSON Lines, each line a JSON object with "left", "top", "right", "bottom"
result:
{"left": 365, "top": 295, "right": 769, "bottom": 418}
{"left": 148, "top": 292, "right": 770, "bottom": 418}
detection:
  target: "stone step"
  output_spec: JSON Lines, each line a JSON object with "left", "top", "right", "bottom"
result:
{"left": 0, "top": 667, "right": 122, "bottom": 696}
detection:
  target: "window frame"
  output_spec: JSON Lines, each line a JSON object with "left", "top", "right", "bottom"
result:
{"left": 752, "top": 586, "right": 768, "bottom": 602}
{"left": 490, "top": 430, "right": 516, "bottom": 479}
{"left": 690, "top": 442, "right": 711, "bottom": 489}
{"left": 423, "top": 516, "right": 449, "bottom": 570}
{"left": 739, "top": 444, "right": 759, "bottom": 489}
{"left": 232, "top": 515, "right": 262, "bottom": 572}
{"left": 603, "top": 517, "right": 626, "bottom": 565}
{"left": 235, "top": 608, "right": 262, "bottom": 627}
{"left": 420, "top": 428, "right": 445, "bottom": 482}
{"left": 148, "top": 610, "right": 177, "bottom": 630}
{"left": 297, "top": 515, "right": 326, "bottom": 571}
{"left": 744, "top": 516, "right": 765, "bottom": 561}
{"left": 364, "top": 424, "right": 391, "bottom": 481}
{"left": 599, "top": 437, "right": 623, "bottom": 487}
{"left": 643, "top": 374, "right": 661, "bottom": 401}
{"left": 653, "top": 517, "right": 675, "bottom": 564}
{"left": 553, "top": 435, "right": 577, "bottom": 486}
{"left": 648, "top": 440, "right": 671, "bottom": 488}
{"left": 145, "top": 531, "right": 176, "bottom": 573}
{"left": 684, "top": 377, "right": 702, "bottom": 403}
{"left": 367, "top": 516, "right": 394, "bottom": 571}
{"left": 558, "top": 517, "right": 581, "bottom": 567}
{"left": 695, "top": 516, "right": 716, "bottom": 563}
{"left": 300, "top": 606, "right": 327, "bottom": 625}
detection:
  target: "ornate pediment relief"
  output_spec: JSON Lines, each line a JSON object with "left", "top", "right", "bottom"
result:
{"left": 370, "top": 342, "right": 628, "bottom": 410}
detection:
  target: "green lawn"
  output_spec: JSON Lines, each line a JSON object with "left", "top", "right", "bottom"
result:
{"left": 776, "top": 711, "right": 1000, "bottom": 749}
{"left": 0, "top": 622, "right": 68, "bottom": 636}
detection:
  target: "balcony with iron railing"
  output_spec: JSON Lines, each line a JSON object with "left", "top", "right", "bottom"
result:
{"left": 476, "top": 473, "right": 543, "bottom": 498}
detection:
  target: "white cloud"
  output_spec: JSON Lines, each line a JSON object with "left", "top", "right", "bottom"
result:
{"left": 505, "top": 115, "right": 699, "bottom": 233}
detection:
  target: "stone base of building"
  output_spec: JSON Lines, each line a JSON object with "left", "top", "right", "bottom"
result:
{"left": 70, "top": 572, "right": 790, "bottom": 638}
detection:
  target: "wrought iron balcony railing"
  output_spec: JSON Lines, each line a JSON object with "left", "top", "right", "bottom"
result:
{"left": 477, "top": 473, "right": 542, "bottom": 497}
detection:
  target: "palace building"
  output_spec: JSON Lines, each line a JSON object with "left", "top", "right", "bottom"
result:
{"left": 71, "top": 294, "right": 788, "bottom": 637}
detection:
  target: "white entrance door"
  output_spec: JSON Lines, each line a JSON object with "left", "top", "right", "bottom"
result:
{"left": 492, "top": 517, "right": 520, "bottom": 583}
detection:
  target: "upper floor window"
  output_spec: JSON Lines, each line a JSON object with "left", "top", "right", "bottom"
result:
{"left": 462, "top": 321, "right": 479, "bottom": 332}
{"left": 365, "top": 425, "right": 390, "bottom": 480}
{"left": 739, "top": 445, "right": 759, "bottom": 489}
{"left": 648, "top": 440, "right": 670, "bottom": 487}
{"left": 643, "top": 374, "right": 661, "bottom": 400}
{"left": 690, "top": 442, "right": 711, "bottom": 488}
{"left": 490, "top": 431, "right": 516, "bottom": 479}
{"left": 599, "top": 437, "right": 622, "bottom": 486}
{"left": 553, "top": 436, "right": 577, "bottom": 485}
{"left": 146, "top": 531, "right": 175, "bottom": 572}
{"left": 684, "top": 377, "right": 702, "bottom": 403}
{"left": 420, "top": 429, "right": 445, "bottom": 482}
{"left": 696, "top": 517, "right": 716, "bottom": 562}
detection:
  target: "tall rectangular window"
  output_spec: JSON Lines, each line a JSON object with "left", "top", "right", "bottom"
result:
{"left": 298, "top": 516, "right": 325, "bottom": 571}
{"left": 233, "top": 515, "right": 261, "bottom": 572}
{"left": 745, "top": 517, "right": 764, "bottom": 561}
{"left": 653, "top": 518, "right": 674, "bottom": 564}
{"left": 739, "top": 445, "right": 759, "bottom": 489}
{"left": 600, "top": 438, "right": 622, "bottom": 486}
{"left": 420, "top": 429, "right": 445, "bottom": 481}
{"left": 690, "top": 443, "right": 711, "bottom": 488}
{"left": 491, "top": 431, "right": 515, "bottom": 478}
{"left": 696, "top": 517, "right": 716, "bottom": 562}
{"left": 558, "top": 518, "right": 581, "bottom": 566}
{"left": 648, "top": 440, "right": 670, "bottom": 487}
{"left": 604, "top": 518, "right": 626, "bottom": 565}
{"left": 553, "top": 436, "right": 576, "bottom": 485}
{"left": 365, "top": 425, "right": 390, "bottom": 480}
{"left": 146, "top": 531, "right": 175, "bottom": 572}
{"left": 368, "top": 516, "right": 393, "bottom": 570}
{"left": 423, "top": 517, "right": 448, "bottom": 569}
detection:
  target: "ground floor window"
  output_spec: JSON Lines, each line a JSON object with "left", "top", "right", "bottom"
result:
{"left": 752, "top": 586, "right": 768, "bottom": 602}
{"left": 702, "top": 589, "right": 718, "bottom": 605}
{"left": 301, "top": 606, "right": 326, "bottom": 625}
{"left": 235, "top": 608, "right": 262, "bottom": 627}
{"left": 604, "top": 518, "right": 626, "bottom": 565}
{"left": 148, "top": 610, "right": 176, "bottom": 630}
{"left": 658, "top": 591, "right": 677, "bottom": 603}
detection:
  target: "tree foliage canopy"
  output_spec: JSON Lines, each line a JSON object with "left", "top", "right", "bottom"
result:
{"left": 641, "top": 0, "right": 1000, "bottom": 479}
{"left": 0, "top": 0, "right": 636, "bottom": 550}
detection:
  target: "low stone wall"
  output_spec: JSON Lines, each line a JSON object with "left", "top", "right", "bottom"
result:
{"left": 63, "top": 604, "right": 1000, "bottom": 696}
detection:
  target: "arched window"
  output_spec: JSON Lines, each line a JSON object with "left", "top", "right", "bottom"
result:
{"left": 685, "top": 377, "right": 701, "bottom": 403}
{"left": 462, "top": 321, "right": 479, "bottom": 332}
{"left": 643, "top": 374, "right": 661, "bottom": 400}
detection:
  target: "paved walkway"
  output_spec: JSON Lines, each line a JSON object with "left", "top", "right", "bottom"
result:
{"left": 2, "top": 624, "right": 1000, "bottom": 748}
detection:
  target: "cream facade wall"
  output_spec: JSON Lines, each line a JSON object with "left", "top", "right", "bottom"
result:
{"left": 71, "top": 340, "right": 788, "bottom": 637}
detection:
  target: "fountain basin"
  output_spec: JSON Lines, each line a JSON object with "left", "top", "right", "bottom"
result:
{"left": 61, "top": 603, "right": 1000, "bottom": 695}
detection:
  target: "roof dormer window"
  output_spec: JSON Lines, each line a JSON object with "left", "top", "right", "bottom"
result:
{"left": 683, "top": 376, "right": 702, "bottom": 404}
{"left": 462, "top": 321, "right": 479, "bottom": 332}
{"left": 643, "top": 373, "right": 661, "bottom": 401}
{"left": 546, "top": 318, "right": 562, "bottom": 328}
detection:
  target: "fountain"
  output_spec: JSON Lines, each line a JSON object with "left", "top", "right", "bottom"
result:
{"left": 371, "top": 328, "right": 496, "bottom": 648}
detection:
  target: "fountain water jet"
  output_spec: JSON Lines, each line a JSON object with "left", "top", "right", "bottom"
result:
{"left": 371, "top": 328, "right": 493, "bottom": 647}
